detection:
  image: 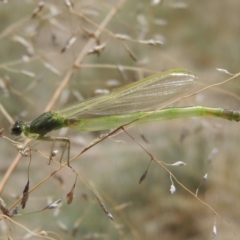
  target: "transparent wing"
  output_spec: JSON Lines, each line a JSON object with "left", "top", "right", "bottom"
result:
{"left": 59, "top": 69, "right": 197, "bottom": 117}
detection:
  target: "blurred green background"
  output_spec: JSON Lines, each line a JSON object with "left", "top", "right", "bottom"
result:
{"left": 1, "top": 0, "right": 240, "bottom": 239}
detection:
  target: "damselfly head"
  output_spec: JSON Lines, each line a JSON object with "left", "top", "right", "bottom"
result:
{"left": 11, "top": 121, "right": 24, "bottom": 136}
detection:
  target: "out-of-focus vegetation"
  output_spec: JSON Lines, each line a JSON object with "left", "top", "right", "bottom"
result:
{"left": 0, "top": 0, "right": 240, "bottom": 239}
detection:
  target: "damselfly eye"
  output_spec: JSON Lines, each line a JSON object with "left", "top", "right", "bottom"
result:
{"left": 11, "top": 121, "right": 23, "bottom": 136}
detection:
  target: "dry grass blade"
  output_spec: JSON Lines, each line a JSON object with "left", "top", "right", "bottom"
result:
{"left": 169, "top": 175, "right": 176, "bottom": 194}
{"left": 61, "top": 36, "right": 77, "bottom": 53}
{"left": 216, "top": 68, "right": 233, "bottom": 75}
{"left": 66, "top": 182, "right": 76, "bottom": 204}
{"left": 31, "top": 1, "right": 45, "bottom": 18}
{"left": 20, "top": 70, "right": 36, "bottom": 78}
{"left": 212, "top": 224, "right": 217, "bottom": 239}
{"left": 171, "top": 161, "right": 187, "bottom": 166}
{"left": 65, "top": 0, "right": 74, "bottom": 10}
{"left": 96, "top": 197, "right": 114, "bottom": 221}
{"left": 43, "top": 199, "right": 62, "bottom": 210}
{"left": 72, "top": 218, "right": 82, "bottom": 237}
{"left": 114, "top": 202, "right": 131, "bottom": 211}
{"left": 57, "top": 220, "right": 68, "bottom": 232}
{"left": 43, "top": 62, "right": 62, "bottom": 76}
{"left": 114, "top": 33, "right": 131, "bottom": 40}
{"left": 0, "top": 198, "right": 10, "bottom": 216}
{"left": 21, "top": 180, "right": 30, "bottom": 209}
{"left": 12, "top": 35, "right": 34, "bottom": 55}
{"left": 10, "top": 206, "right": 18, "bottom": 217}
{"left": 139, "top": 169, "right": 148, "bottom": 184}
{"left": 196, "top": 173, "right": 208, "bottom": 196}
{"left": 87, "top": 43, "right": 106, "bottom": 56}
{"left": 122, "top": 42, "right": 137, "bottom": 61}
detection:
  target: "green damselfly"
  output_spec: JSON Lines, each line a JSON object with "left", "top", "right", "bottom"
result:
{"left": 11, "top": 69, "right": 240, "bottom": 166}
